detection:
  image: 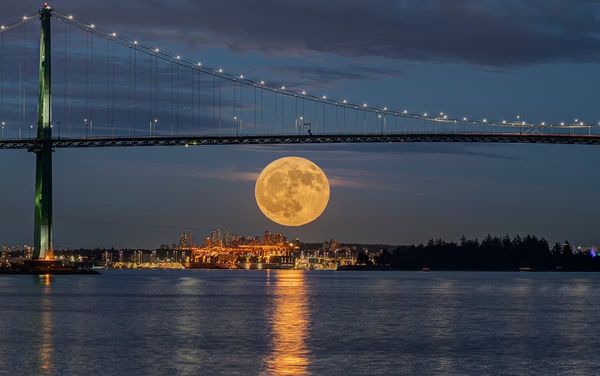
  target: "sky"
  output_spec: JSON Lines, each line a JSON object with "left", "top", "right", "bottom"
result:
{"left": 1, "top": 0, "right": 600, "bottom": 248}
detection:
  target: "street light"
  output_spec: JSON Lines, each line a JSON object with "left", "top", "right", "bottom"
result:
{"left": 150, "top": 118, "right": 158, "bottom": 136}
{"left": 83, "top": 118, "right": 92, "bottom": 138}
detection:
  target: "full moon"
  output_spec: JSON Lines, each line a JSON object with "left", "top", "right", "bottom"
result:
{"left": 255, "top": 157, "right": 330, "bottom": 226}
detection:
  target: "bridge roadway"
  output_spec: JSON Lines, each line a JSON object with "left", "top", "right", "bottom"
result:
{"left": 1, "top": 133, "right": 600, "bottom": 150}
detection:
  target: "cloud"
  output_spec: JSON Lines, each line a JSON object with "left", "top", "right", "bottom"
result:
{"left": 271, "top": 65, "right": 405, "bottom": 86}
{"left": 20, "top": 0, "right": 600, "bottom": 68}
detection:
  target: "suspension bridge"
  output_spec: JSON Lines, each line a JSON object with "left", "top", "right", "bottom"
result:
{"left": 1, "top": 4, "right": 599, "bottom": 261}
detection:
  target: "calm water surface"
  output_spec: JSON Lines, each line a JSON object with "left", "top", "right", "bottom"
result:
{"left": 0, "top": 270, "right": 599, "bottom": 375}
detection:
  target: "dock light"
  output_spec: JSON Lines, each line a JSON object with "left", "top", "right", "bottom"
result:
{"left": 541, "top": 122, "right": 546, "bottom": 126}
{"left": 561, "top": 122, "right": 565, "bottom": 126}
{"left": 483, "top": 119, "right": 487, "bottom": 123}
{"left": 502, "top": 120, "right": 506, "bottom": 124}
{"left": 423, "top": 113, "right": 428, "bottom": 117}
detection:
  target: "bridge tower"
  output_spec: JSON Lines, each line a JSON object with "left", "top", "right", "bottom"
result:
{"left": 32, "top": 4, "right": 53, "bottom": 260}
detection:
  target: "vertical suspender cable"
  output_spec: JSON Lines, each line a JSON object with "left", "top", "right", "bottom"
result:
{"left": 176, "top": 63, "right": 179, "bottom": 135}
{"left": 90, "top": 31, "right": 94, "bottom": 135}
{"left": 133, "top": 47, "right": 136, "bottom": 136}
{"left": 128, "top": 47, "right": 131, "bottom": 137}
{"left": 106, "top": 39, "right": 110, "bottom": 135}
{"left": 22, "top": 20, "right": 26, "bottom": 124}
{"left": 68, "top": 23, "right": 72, "bottom": 137}
{"left": 1, "top": 30, "right": 4, "bottom": 129}
{"left": 111, "top": 41, "right": 115, "bottom": 136}
{"left": 212, "top": 75, "right": 215, "bottom": 129}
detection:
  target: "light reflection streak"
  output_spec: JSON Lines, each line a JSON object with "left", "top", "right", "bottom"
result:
{"left": 264, "top": 271, "right": 310, "bottom": 376}
{"left": 36, "top": 274, "right": 54, "bottom": 375}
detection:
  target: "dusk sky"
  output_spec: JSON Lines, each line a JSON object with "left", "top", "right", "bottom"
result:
{"left": 2, "top": 0, "right": 600, "bottom": 248}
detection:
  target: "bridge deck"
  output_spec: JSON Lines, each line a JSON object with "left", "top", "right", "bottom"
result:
{"left": 1, "top": 133, "right": 600, "bottom": 150}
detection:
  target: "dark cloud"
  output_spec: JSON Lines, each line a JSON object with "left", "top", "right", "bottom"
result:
{"left": 272, "top": 65, "right": 405, "bottom": 86}
{"left": 8, "top": 0, "right": 600, "bottom": 68}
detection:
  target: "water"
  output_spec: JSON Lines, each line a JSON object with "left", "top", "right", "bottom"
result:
{"left": 0, "top": 271, "right": 599, "bottom": 375}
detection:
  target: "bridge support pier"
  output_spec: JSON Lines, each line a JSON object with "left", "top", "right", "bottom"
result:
{"left": 32, "top": 5, "right": 53, "bottom": 260}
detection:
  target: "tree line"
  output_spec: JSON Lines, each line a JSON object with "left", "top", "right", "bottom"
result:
{"left": 355, "top": 235, "right": 600, "bottom": 271}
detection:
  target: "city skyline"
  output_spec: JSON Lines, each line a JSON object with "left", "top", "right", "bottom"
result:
{"left": 2, "top": 1, "right": 600, "bottom": 248}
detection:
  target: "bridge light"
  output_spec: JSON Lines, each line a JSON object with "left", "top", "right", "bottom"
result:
{"left": 133, "top": 40, "right": 138, "bottom": 45}
{"left": 502, "top": 120, "right": 506, "bottom": 124}
{"left": 260, "top": 80, "right": 265, "bottom": 85}
{"left": 403, "top": 110, "right": 408, "bottom": 114}
{"left": 154, "top": 48, "right": 159, "bottom": 52}
{"left": 383, "top": 107, "right": 388, "bottom": 111}
{"left": 23, "top": 16, "right": 28, "bottom": 20}
{"left": 443, "top": 115, "right": 448, "bottom": 119}
{"left": 0, "top": 26, "right": 4, "bottom": 30}
{"left": 423, "top": 113, "right": 428, "bottom": 117}
{"left": 176, "top": 55, "right": 181, "bottom": 60}
{"left": 322, "top": 95, "right": 327, "bottom": 99}
{"left": 483, "top": 118, "right": 487, "bottom": 123}
{"left": 363, "top": 103, "right": 368, "bottom": 108}
{"left": 463, "top": 117, "right": 468, "bottom": 121}
{"left": 218, "top": 68, "right": 223, "bottom": 73}
{"left": 281, "top": 86, "right": 286, "bottom": 90}
{"left": 90, "top": 24, "right": 95, "bottom": 28}
{"left": 239, "top": 75, "right": 244, "bottom": 79}
{"left": 68, "top": 15, "right": 74, "bottom": 20}
{"left": 302, "top": 91, "right": 307, "bottom": 95}
{"left": 561, "top": 122, "right": 565, "bottom": 126}
{"left": 111, "top": 32, "right": 117, "bottom": 37}
{"left": 541, "top": 122, "right": 545, "bottom": 126}
{"left": 342, "top": 99, "right": 347, "bottom": 104}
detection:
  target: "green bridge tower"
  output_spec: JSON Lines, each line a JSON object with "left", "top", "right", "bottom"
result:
{"left": 32, "top": 5, "right": 53, "bottom": 260}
